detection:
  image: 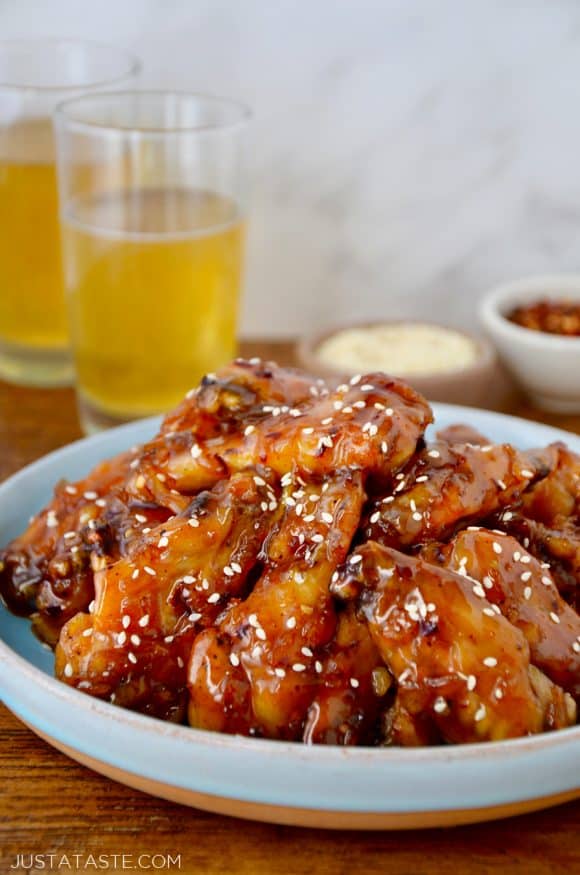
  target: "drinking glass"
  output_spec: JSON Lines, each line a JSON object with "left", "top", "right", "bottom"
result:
{"left": 54, "top": 91, "right": 250, "bottom": 434}
{"left": 0, "top": 40, "right": 139, "bottom": 386}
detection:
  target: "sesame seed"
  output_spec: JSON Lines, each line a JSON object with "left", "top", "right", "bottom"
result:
{"left": 541, "top": 576, "right": 552, "bottom": 586}
{"left": 82, "top": 627, "right": 93, "bottom": 637}
{"left": 483, "top": 576, "right": 494, "bottom": 590}
{"left": 138, "top": 615, "right": 150, "bottom": 627}
{"left": 295, "top": 572, "right": 305, "bottom": 584}
{"left": 302, "top": 427, "right": 314, "bottom": 435}
{"left": 433, "top": 696, "right": 447, "bottom": 714}
{"left": 256, "top": 628, "right": 267, "bottom": 641}
{"left": 301, "top": 646, "right": 313, "bottom": 657}
{"left": 292, "top": 663, "right": 306, "bottom": 672}
{"left": 428, "top": 449, "right": 440, "bottom": 459}
{"left": 84, "top": 491, "right": 98, "bottom": 500}
{"left": 158, "top": 536, "right": 169, "bottom": 548}
{"left": 473, "top": 584, "right": 486, "bottom": 599}
{"left": 550, "top": 612, "right": 560, "bottom": 624}
{"left": 244, "top": 425, "right": 255, "bottom": 436}
{"left": 502, "top": 511, "right": 513, "bottom": 522}
{"left": 274, "top": 667, "right": 286, "bottom": 678}
{"left": 467, "top": 675, "right": 477, "bottom": 690}
{"left": 412, "top": 512, "right": 422, "bottom": 522}
{"left": 492, "top": 542, "right": 502, "bottom": 555}
{"left": 321, "top": 512, "right": 333, "bottom": 524}
{"left": 130, "top": 634, "right": 141, "bottom": 646}
{"left": 474, "top": 705, "right": 486, "bottom": 722}
{"left": 350, "top": 677, "right": 360, "bottom": 689}
{"left": 188, "top": 518, "right": 200, "bottom": 528}
{"left": 117, "top": 631, "right": 127, "bottom": 645}
{"left": 122, "top": 615, "right": 131, "bottom": 629}
{"left": 182, "top": 575, "right": 195, "bottom": 584}
{"left": 46, "top": 511, "right": 58, "bottom": 528}
{"left": 350, "top": 374, "right": 362, "bottom": 386}
{"left": 361, "top": 384, "right": 374, "bottom": 392}
{"left": 415, "top": 475, "right": 428, "bottom": 483}
{"left": 164, "top": 635, "right": 174, "bottom": 644}
{"left": 229, "top": 653, "right": 240, "bottom": 667}
{"left": 88, "top": 600, "right": 95, "bottom": 614}
{"left": 128, "top": 652, "right": 137, "bottom": 665}
{"left": 95, "top": 498, "right": 106, "bottom": 508}
{"left": 144, "top": 566, "right": 156, "bottom": 576}
{"left": 231, "top": 561, "right": 242, "bottom": 574}
{"left": 495, "top": 688, "right": 504, "bottom": 700}
{"left": 223, "top": 566, "right": 234, "bottom": 578}
{"left": 369, "top": 511, "right": 380, "bottom": 524}
{"left": 483, "top": 607, "right": 495, "bottom": 617}
{"left": 496, "top": 480, "right": 506, "bottom": 491}
{"left": 65, "top": 485, "right": 77, "bottom": 495}
{"left": 190, "top": 443, "right": 202, "bottom": 459}
{"left": 524, "top": 586, "right": 532, "bottom": 600}
{"left": 64, "top": 663, "right": 73, "bottom": 678}
{"left": 353, "top": 401, "right": 365, "bottom": 409}
{"left": 381, "top": 441, "right": 388, "bottom": 454}
{"left": 521, "top": 469, "right": 534, "bottom": 478}
{"left": 315, "top": 661, "right": 323, "bottom": 673}
{"left": 207, "top": 593, "right": 220, "bottom": 604}
{"left": 286, "top": 617, "right": 297, "bottom": 629}
{"left": 573, "top": 642, "right": 580, "bottom": 653}
{"left": 521, "top": 571, "right": 532, "bottom": 582}
{"left": 483, "top": 657, "right": 498, "bottom": 667}
{"left": 349, "top": 554, "right": 363, "bottom": 565}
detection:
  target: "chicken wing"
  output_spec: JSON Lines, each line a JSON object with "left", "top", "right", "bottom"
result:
{"left": 55, "top": 471, "right": 279, "bottom": 720}
{"left": 332, "top": 542, "right": 575, "bottom": 743}
{"left": 187, "top": 469, "right": 365, "bottom": 739}
{"left": 362, "top": 441, "right": 538, "bottom": 550}
{"left": 424, "top": 529, "right": 580, "bottom": 698}
{"left": 133, "top": 370, "right": 432, "bottom": 511}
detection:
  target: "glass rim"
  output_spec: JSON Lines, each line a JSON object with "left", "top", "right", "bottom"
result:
{"left": 0, "top": 38, "right": 140, "bottom": 93}
{"left": 54, "top": 89, "right": 252, "bottom": 136}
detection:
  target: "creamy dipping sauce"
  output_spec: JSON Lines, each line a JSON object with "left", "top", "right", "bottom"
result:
{"left": 317, "top": 323, "right": 479, "bottom": 376}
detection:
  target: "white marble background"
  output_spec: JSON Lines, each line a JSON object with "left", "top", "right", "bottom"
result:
{"left": 2, "top": 0, "right": 580, "bottom": 338}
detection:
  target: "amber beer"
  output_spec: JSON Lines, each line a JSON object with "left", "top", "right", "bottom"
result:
{"left": 55, "top": 91, "right": 250, "bottom": 433}
{"left": 0, "top": 40, "right": 139, "bottom": 385}
{"left": 62, "top": 187, "right": 244, "bottom": 422}
{"left": 0, "top": 120, "right": 68, "bottom": 379}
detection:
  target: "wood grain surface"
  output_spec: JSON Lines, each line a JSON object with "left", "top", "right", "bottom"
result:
{"left": 0, "top": 340, "right": 579, "bottom": 875}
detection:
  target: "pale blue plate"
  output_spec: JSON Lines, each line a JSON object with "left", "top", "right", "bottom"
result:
{"left": 1, "top": 404, "right": 579, "bottom": 828}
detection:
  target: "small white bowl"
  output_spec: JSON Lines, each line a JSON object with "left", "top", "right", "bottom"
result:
{"left": 479, "top": 275, "right": 580, "bottom": 413}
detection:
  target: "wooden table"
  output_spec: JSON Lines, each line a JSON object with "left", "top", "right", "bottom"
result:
{"left": 1, "top": 341, "right": 579, "bottom": 875}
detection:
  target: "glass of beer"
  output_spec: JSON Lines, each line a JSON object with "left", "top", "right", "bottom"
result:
{"left": 0, "top": 40, "right": 139, "bottom": 386}
{"left": 54, "top": 91, "right": 250, "bottom": 434}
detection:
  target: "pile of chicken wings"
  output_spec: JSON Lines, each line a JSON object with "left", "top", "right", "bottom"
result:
{"left": 1, "top": 360, "right": 578, "bottom": 745}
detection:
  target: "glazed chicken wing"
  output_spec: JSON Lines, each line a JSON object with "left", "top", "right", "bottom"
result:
{"left": 363, "top": 441, "right": 539, "bottom": 550}
{"left": 332, "top": 542, "right": 575, "bottom": 743}
{"left": 424, "top": 529, "right": 580, "bottom": 698}
{"left": 132, "top": 370, "right": 432, "bottom": 509}
{"left": 0, "top": 448, "right": 147, "bottom": 645}
{"left": 491, "top": 443, "right": 580, "bottom": 608}
{"left": 302, "top": 605, "right": 387, "bottom": 745}
{"left": 56, "top": 471, "right": 279, "bottom": 720}
{"left": 187, "top": 469, "right": 365, "bottom": 739}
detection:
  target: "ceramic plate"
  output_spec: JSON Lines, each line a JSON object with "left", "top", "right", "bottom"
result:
{"left": 1, "top": 404, "right": 579, "bottom": 829}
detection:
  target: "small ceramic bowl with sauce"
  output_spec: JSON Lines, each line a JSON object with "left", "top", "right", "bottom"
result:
{"left": 479, "top": 275, "right": 580, "bottom": 413}
{"left": 297, "top": 321, "right": 502, "bottom": 408}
